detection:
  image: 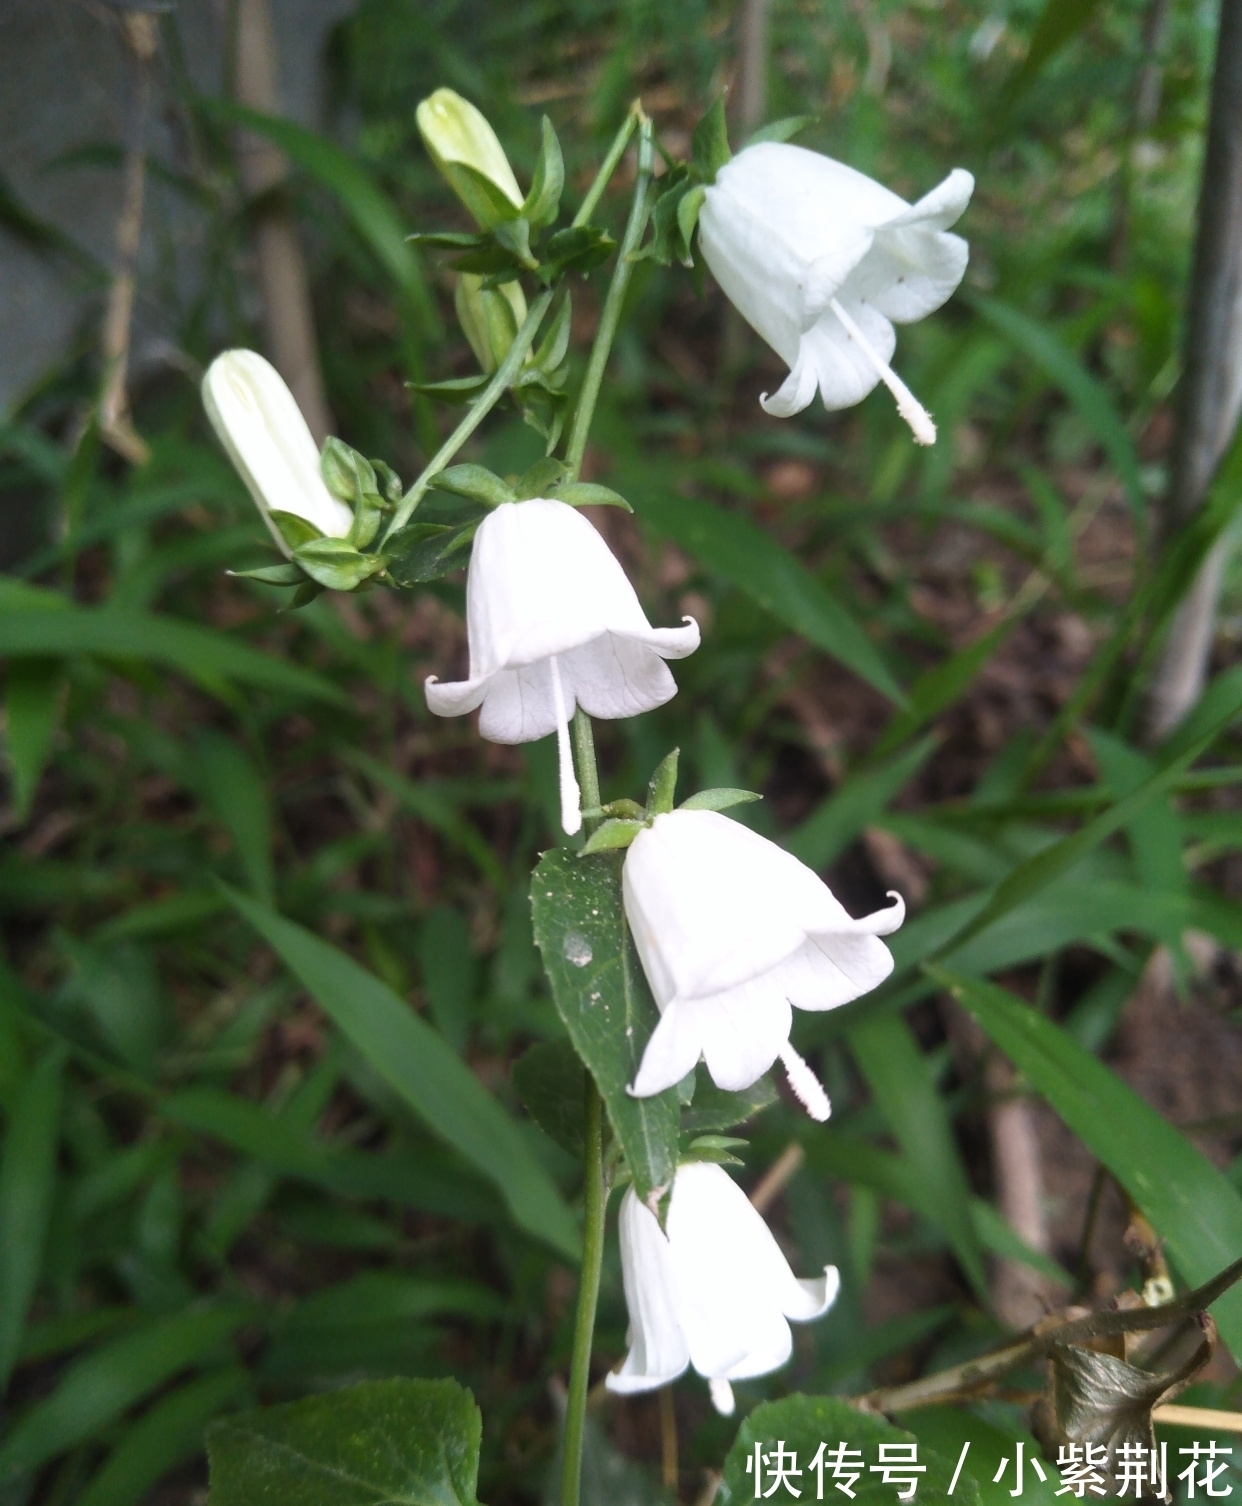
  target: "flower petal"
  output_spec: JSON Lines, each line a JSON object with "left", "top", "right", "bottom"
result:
{"left": 629, "top": 1000, "right": 705, "bottom": 1098}
{"left": 695, "top": 982, "right": 792, "bottom": 1092}
{"left": 606, "top": 1188, "right": 691, "bottom": 1394}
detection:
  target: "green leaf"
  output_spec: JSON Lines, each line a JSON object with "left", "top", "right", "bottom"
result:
{"left": 930, "top": 967, "right": 1242, "bottom": 1359}
{"left": 0, "top": 1304, "right": 249, "bottom": 1484}
{"left": 788, "top": 737, "right": 936, "bottom": 870}
{"left": 406, "top": 374, "right": 490, "bottom": 405}
{"left": 512, "top": 1038, "right": 587, "bottom": 1156}
{"left": 531, "top": 848, "right": 680, "bottom": 1215}
{"left": 194, "top": 731, "right": 275, "bottom": 905}
{"left": 523, "top": 115, "right": 565, "bottom": 228}
{"left": 227, "top": 562, "right": 305, "bottom": 586}
{"left": 386, "top": 521, "right": 478, "bottom": 586}
{"left": 551, "top": 481, "right": 633, "bottom": 511}
{"left": 637, "top": 488, "right": 904, "bottom": 704}
{"left": 530, "top": 292, "right": 572, "bottom": 374}
{"left": 223, "top": 886, "right": 579, "bottom": 1258}
{"left": 972, "top": 296, "right": 1145, "bottom": 521}
{"left": 679, "top": 787, "right": 762, "bottom": 813}
{"left": 292, "top": 537, "right": 388, "bottom": 592}
{"left": 207, "top": 1377, "right": 481, "bottom": 1506}
{"left": 848, "top": 1014, "right": 988, "bottom": 1299}
{"left": 745, "top": 114, "right": 818, "bottom": 146}
{"left": 430, "top": 462, "right": 516, "bottom": 507}
{"left": 902, "top": 1407, "right": 1062, "bottom": 1506}
{"left": 0, "top": 603, "right": 347, "bottom": 706}
{"left": 681, "top": 1070, "right": 777, "bottom": 1133}
{"left": 581, "top": 818, "right": 647, "bottom": 854}
{"left": 718, "top": 1395, "right": 982, "bottom": 1506}
{"left": 4, "top": 657, "right": 63, "bottom": 820}
{"left": 76, "top": 1368, "right": 251, "bottom": 1506}
{"left": 537, "top": 223, "right": 615, "bottom": 281}
{"left": 1000, "top": 0, "right": 1107, "bottom": 108}
{"left": 493, "top": 213, "right": 537, "bottom": 269}
{"left": 0, "top": 1046, "right": 64, "bottom": 1390}
{"left": 872, "top": 620, "right": 1015, "bottom": 760}
{"left": 692, "top": 95, "right": 732, "bottom": 184}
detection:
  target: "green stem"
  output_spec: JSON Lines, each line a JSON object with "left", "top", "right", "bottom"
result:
{"left": 563, "top": 113, "right": 654, "bottom": 481}
{"left": 383, "top": 287, "right": 554, "bottom": 541}
{"left": 572, "top": 102, "right": 642, "bottom": 229}
{"left": 560, "top": 1075, "right": 607, "bottom": 1506}
{"left": 571, "top": 708, "right": 602, "bottom": 825}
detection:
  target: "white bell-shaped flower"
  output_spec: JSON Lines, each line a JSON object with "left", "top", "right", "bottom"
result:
{"left": 606, "top": 1160, "right": 838, "bottom": 1416}
{"left": 623, "top": 809, "right": 903, "bottom": 1117}
{"left": 698, "top": 142, "right": 974, "bottom": 444}
{"left": 425, "top": 499, "right": 699, "bottom": 835}
{"left": 202, "top": 350, "right": 352, "bottom": 554}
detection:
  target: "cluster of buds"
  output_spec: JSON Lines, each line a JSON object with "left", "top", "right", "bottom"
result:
{"left": 200, "top": 86, "right": 973, "bottom": 1416}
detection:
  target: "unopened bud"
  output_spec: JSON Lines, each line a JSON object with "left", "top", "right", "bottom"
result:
{"left": 416, "top": 88, "right": 523, "bottom": 229}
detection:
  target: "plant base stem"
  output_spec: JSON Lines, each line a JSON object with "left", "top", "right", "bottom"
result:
{"left": 560, "top": 1077, "right": 606, "bottom": 1506}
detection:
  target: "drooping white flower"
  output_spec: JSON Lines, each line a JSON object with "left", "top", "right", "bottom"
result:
{"left": 202, "top": 350, "right": 352, "bottom": 554}
{"left": 424, "top": 499, "right": 699, "bottom": 835}
{"left": 623, "top": 809, "right": 903, "bottom": 1116}
{"left": 606, "top": 1160, "right": 838, "bottom": 1416}
{"left": 698, "top": 142, "right": 974, "bottom": 444}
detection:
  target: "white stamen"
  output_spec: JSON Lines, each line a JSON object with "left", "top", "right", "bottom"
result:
{"left": 548, "top": 655, "right": 582, "bottom": 835}
{"left": 829, "top": 297, "right": 937, "bottom": 445}
{"left": 709, "top": 1378, "right": 736, "bottom": 1415}
{"left": 779, "top": 1042, "right": 831, "bottom": 1121}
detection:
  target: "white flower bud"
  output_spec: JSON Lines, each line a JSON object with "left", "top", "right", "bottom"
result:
{"left": 606, "top": 1161, "right": 839, "bottom": 1414}
{"left": 698, "top": 142, "right": 973, "bottom": 443}
{"left": 201, "top": 350, "right": 352, "bottom": 555}
{"left": 425, "top": 500, "right": 699, "bottom": 835}
{"left": 416, "top": 88, "right": 524, "bottom": 230}
{"left": 623, "top": 809, "right": 904, "bottom": 1112}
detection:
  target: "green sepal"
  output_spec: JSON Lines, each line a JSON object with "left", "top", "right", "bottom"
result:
{"left": 228, "top": 561, "right": 306, "bottom": 586}
{"left": 523, "top": 115, "right": 565, "bottom": 229}
{"left": 269, "top": 510, "right": 323, "bottom": 551}
{"left": 406, "top": 374, "right": 491, "bottom": 405}
{"left": 442, "top": 162, "right": 523, "bottom": 228}
{"left": 679, "top": 786, "right": 762, "bottom": 813}
{"left": 745, "top": 114, "right": 818, "bottom": 146}
{"left": 321, "top": 436, "right": 378, "bottom": 505}
{"left": 514, "top": 456, "right": 570, "bottom": 499}
{"left": 537, "top": 224, "right": 614, "bottom": 282}
{"left": 684, "top": 1134, "right": 748, "bottom": 1166}
{"left": 601, "top": 798, "right": 646, "bottom": 819}
{"left": 580, "top": 818, "right": 647, "bottom": 855}
{"left": 675, "top": 184, "right": 706, "bottom": 264}
{"left": 550, "top": 481, "right": 632, "bottom": 512}
{"left": 287, "top": 579, "right": 325, "bottom": 609}
{"left": 348, "top": 493, "right": 385, "bottom": 550}
{"left": 430, "top": 463, "right": 516, "bottom": 508}
{"left": 292, "top": 537, "right": 389, "bottom": 592}
{"left": 493, "top": 215, "right": 537, "bottom": 270}
{"left": 451, "top": 243, "right": 529, "bottom": 276}
{"left": 514, "top": 387, "right": 568, "bottom": 453}
{"left": 692, "top": 95, "right": 731, "bottom": 184}
{"left": 530, "top": 293, "right": 572, "bottom": 375}
{"left": 647, "top": 748, "right": 680, "bottom": 815}
{"left": 512, "top": 1038, "right": 586, "bottom": 1157}
{"left": 640, "top": 163, "right": 699, "bottom": 267}
{"left": 386, "top": 521, "right": 477, "bottom": 586}
{"left": 371, "top": 458, "right": 403, "bottom": 505}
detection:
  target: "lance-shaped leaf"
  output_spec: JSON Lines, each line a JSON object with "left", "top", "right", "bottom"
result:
{"left": 531, "top": 848, "right": 680, "bottom": 1215}
{"left": 207, "top": 1377, "right": 482, "bottom": 1506}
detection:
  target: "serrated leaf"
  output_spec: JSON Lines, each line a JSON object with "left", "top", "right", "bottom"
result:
{"left": 719, "top": 1395, "right": 982, "bottom": 1506}
{"left": 551, "top": 481, "right": 632, "bottom": 511}
{"left": 292, "top": 537, "right": 387, "bottom": 592}
{"left": 512, "top": 1038, "right": 586, "bottom": 1156}
{"left": 429, "top": 463, "right": 516, "bottom": 507}
{"left": 269, "top": 510, "right": 323, "bottom": 551}
{"left": 580, "top": 818, "right": 646, "bottom": 854}
{"left": 745, "top": 114, "right": 818, "bottom": 146}
{"left": 531, "top": 848, "right": 680, "bottom": 1213}
{"left": 679, "top": 787, "right": 761, "bottom": 813}
{"left": 206, "top": 1377, "right": 482, "bottom": 1506}
{"left": 523, "top": 115, "right": 564, "bottom": 228}
{"left": 692, "top": 95, "right": 731, "bottom": 185}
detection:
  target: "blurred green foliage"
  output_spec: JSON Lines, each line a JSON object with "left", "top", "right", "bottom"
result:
{"left": 3, "top": 0, "right": 1242, "bottom": 1502}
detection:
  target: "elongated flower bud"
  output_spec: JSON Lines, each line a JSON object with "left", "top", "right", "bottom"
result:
{"left": 201, "top": 350, "right": 352, "bottom": 555}
{"left": 416, "top": 88, "right": 524, "bottom": 229}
